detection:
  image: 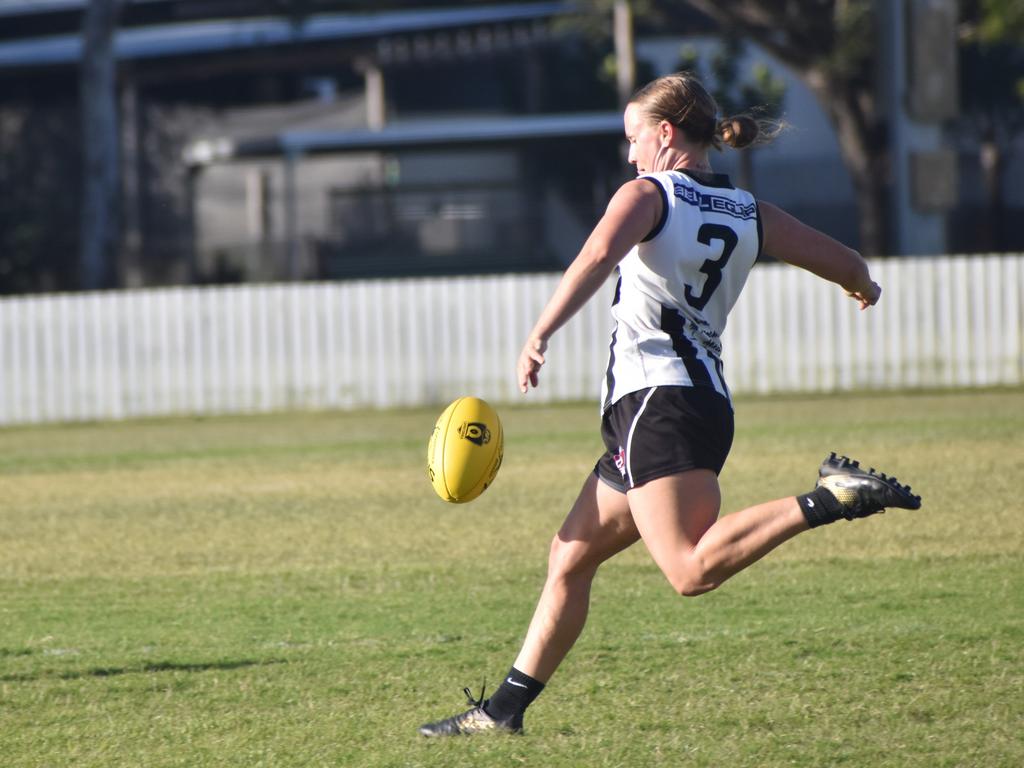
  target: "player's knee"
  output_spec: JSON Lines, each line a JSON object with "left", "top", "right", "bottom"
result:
{"left": 547, "top": 534, "right": 596, "bottom": 580}
{"left": 668, "top": 559, "right": 719, "bottom": 597}
{"left": 675, "top": 579, "right": 718, "bottom": 597}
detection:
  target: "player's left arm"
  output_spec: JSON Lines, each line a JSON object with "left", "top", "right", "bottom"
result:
{"left": 517, "top": 179, "right": 662, "bottom": 393}
{"left": 759, "top": 200, "right": 880, "bottom": 310}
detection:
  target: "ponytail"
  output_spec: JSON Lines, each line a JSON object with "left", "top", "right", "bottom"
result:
{"left": 715, "top": 114, "right": 787, "bottom": 150}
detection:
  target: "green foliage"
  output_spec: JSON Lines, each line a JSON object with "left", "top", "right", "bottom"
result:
{"left": 825, "top": 0, "right": 876, "bottom": 84}
{"left": 956, "top": 1, "right": 1024, "bottom": 155}
{"left": 961, "top": 0, "right": 1024, "bottom": 112}
{"left": 556, "top": 0, "right": 661, "bottom": 43}
{"left": 1, "top": 389, "right": 1022, "bottom": 766}
{"left": 977, "top": 0, "right": 1024, "bottom": 42}
{"left": 556, "top": 0, "right": 661, "bottom": 97}
{"left": 0, "top": 103, "right": 82, "bottom": 294}
{"left": 710, "top": 37, "right": 785, "bottom": 119}
{"left": 674, "top": 38, "right": 786, "bottom": 122}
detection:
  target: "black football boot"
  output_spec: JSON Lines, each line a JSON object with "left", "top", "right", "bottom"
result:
{"left": 816, "top": 452, "right": 922, "bottom": 518}
{"left": 418, "top": 686, "right": 523, "bottom": 737}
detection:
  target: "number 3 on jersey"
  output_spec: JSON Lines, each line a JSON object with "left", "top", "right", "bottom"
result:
{"left": 684, "top": 223, "right": 738, "bottom": 311}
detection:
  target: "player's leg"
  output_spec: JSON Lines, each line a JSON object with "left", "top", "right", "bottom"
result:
{"left": 418, "top": 471, "right": 639, "bottom": 736}
{"left": 626, "top": 469, "right": 807, "bottom": 596}
{"left": 621, "top": 388, "right": 921, "bottom": 596}
{"left": 627, "top": 456, "right": 922, "bottom": 596}
{"left": 512, "top": 471, "right": 640, "bottom": 682}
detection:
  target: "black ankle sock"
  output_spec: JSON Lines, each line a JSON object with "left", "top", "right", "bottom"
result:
{"left": 482, "top": 667, "right": 545, "bottom": 721}
{"left": 797, "top": 486, "right": 846, "bottom": 528}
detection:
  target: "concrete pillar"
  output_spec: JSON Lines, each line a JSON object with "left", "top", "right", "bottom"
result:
{"left": 357, "top": 57, "right": 386, "bottom": 130}
{"left": 878, "top": 0, "right": 957, "bottom": 256}
{"left": 284, "top": 149, "right": 300, "bottom": 280}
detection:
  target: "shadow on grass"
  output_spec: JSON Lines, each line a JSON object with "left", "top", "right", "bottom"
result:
{"left": 0, "top": 657, "right": 286, "bottom": 683}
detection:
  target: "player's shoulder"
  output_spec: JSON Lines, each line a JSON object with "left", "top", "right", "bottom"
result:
{"left": 609, "top": 176, "right": 668, "bottom": 211}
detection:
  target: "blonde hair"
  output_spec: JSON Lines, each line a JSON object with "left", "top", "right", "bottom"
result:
{"left": 630, "top": 72, "right": 782, "bottom": 150}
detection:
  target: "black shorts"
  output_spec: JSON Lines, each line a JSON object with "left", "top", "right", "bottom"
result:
{"left": 594, "top": 385, "right": 734, "bottom": 493}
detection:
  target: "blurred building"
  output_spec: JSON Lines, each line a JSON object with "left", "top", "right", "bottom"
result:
{"left": 0, "top": 0, "right": 1020, "bottom": 293}
{"left": 0, "top": 0, "right": 626, "bottom": 288}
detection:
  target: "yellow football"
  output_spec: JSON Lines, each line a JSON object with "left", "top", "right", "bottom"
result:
{"left": 427, "top": 396, "right": 504, "bottom": 503}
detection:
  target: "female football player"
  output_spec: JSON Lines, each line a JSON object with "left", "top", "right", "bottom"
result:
{"left": 420, "top": 72, "right": 920, "bottom": 736}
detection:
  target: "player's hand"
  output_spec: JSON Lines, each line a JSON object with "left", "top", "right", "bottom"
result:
{"left": 846, "top": 281, "right": 881, "bottom": 310}
{"left": 517, "top": 337, "right": 547, "bottom": 393}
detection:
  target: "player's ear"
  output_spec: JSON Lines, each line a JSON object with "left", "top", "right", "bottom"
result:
{"left": 658, "top": 120, "right": 673, "bottom": 146}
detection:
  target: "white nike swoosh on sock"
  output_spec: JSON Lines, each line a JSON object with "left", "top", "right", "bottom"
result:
{"left": 506, "top": 678, "right": 529, "bottom": 688}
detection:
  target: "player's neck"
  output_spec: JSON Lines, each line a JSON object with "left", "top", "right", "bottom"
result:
{"left": 673, "top": 152, "right": 712, "bottom": 174}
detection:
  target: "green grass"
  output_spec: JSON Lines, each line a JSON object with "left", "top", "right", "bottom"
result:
{"left": 1, "top": 389, "right": 1022, "bottom": 767}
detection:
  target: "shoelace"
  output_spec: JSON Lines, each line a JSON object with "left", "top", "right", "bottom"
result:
{"left": 463, "top": 681, "right": 487, "bottom": 708}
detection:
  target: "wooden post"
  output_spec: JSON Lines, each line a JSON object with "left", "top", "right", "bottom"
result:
{"left": 120, "top": 69, "right": 143, "bottom": 287}
{"left": 613, "top": 1, "right": 635, "bottom": 107}
{"left": 80, "top": 0, "right": 123, "bottom": 289}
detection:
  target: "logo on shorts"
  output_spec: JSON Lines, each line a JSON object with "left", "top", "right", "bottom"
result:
{"left": 458, "top": 421, "right": 491, "bottom": 446}
{"left": 613, "top": 445, "right": 626, "bottom": 476}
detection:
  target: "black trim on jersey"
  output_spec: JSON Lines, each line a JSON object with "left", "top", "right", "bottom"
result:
{"left": 660, "top": 305, "right": 713, "bottom": 389}
{"left": 602, "top": 276, "right": 623, "bottom": 410}
{"left": 678, "top": 169, "right": 734, "bottom": 189}
{"left": 713, "top": 356, "right": 731, "bottom": 401}
{"left": 755, "top": 201, "right": 764, "bottom": 260}
{"left": 639, "top": 177, "right": 670, "bottom": 242}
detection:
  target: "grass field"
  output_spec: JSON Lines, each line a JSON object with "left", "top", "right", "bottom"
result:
{"left": 1, "top": 389, "right": 1022, "bottom": 767}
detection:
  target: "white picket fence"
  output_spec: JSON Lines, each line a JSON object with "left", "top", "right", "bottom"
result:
{"left": 0, "top": 253, "right": 1021, "bottom": 425}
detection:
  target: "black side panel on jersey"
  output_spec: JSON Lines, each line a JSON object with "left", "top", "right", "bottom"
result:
{"left": 755, "top": 201, "right": 764, "bottom": 259}
{"left": 659, "top": 305, "right": 713, "bottom": 389}
{"left": 602, "top": 276, "right": 623, "bottom": 410}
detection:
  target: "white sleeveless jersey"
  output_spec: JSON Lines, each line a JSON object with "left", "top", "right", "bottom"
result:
{"left": 600, "top": 169, "right": 762, "bottom": 411}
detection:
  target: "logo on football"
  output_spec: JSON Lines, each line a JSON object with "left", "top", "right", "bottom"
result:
{"left": 458, "top": 421, "right": 491, "bottom": 446}
{"left": 427, "top": 397, "right": 503, "bottom": 503}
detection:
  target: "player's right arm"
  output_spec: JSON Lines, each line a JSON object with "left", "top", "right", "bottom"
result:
{"left": 759, "top": 200, "right": 880, "bottom": 310}
{"left": 517, "top": 178, "right": 662, "bottom": 393}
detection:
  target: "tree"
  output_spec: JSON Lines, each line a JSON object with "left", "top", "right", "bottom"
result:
{"left": 973, "top": 0, "right": 1024, "bottom": 39}
{"left": 80, "top": 0, "right": 123, "bottom": 289}
{"left": 675, "top": 36, "right": 786, "bottom": 193}
{"left": 955, "top": 0, "right": 1024, "bottom": 250}
{"left": 575, "top": 1, "right": 885, "bottom": 253}
{"left": 657, "top": 0, "right": 887, "bottom": 255}
{"left": 0, "top": 101, "right": 81, "bottom": 294}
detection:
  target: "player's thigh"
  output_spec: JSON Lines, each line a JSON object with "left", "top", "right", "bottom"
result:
{"left": 551, "top": 472, "right": 640, "bottom": 575}
{"left": 625, "top": 469, "right": 721, "bottom": 578}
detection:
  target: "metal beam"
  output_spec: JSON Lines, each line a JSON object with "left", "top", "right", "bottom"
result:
{"left": 0, "top": 2, "right": 571, "bottom": 69}
{"left": 185, "top": 112, "right": 623, "bottom": 166}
